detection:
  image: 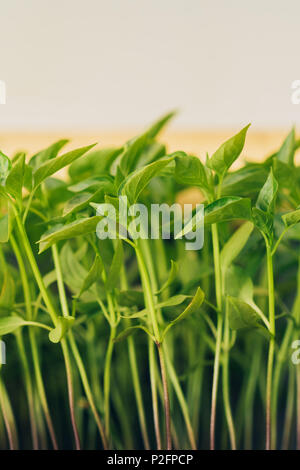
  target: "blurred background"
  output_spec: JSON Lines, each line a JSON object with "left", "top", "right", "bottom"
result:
{"left": 0, "top": 0, "right": 299, "bottom": 159}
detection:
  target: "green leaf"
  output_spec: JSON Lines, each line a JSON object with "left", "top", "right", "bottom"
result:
{"left": 5, "top": 153, "right": 25, "bottom": 207}
{"left": 220, "top": 222, "right": 254, "bottom": 275}
{"left": 277, "top": 128, "right": 295, "bottom": 166}
{"left": 60, "top": 243, "right": 89, "bottom": 295}
{"left": 175, "top": 197, "right": 251, "bottom": 239}
{"left": 0, "top": 151, "right": 12, "bottom": 186}
{"left": 38, "top": 216, "right": 101, "bottom": 253}
{"left": 162, "top": 287, "right": 205, "bottom": 339}
{"left": 156, "top": 260, "right": 178, "bottom": 295}
{"left": 146, "top": 110, "right": 176, "bottom": 139}
{"left": 48, "top": 316, "right": 75, "bottom": 343}
{"left": 120, "top": 157, "right": 174, "bottom": 204}
{"left": 106, "top": 240, "right": 123, "bottom": 291}
{"left": 76, "top": 256, "right": 103, "bottom": 298}
{"left": 0, "top": 270, "right": 16, "bottom": 310}
{"left": 116, "top": 290, "right": 145, "bottom": 308}
{"left": 273, "top": 159, "right": 294, "bottom": 189}
{"left": 63, "top": 189, "right": 103, "bottom": 217}
{"left": 282, "top": 206, "right": 300, "bottom": 227}
{"left": 222, "top": 165, "right": 269, "bottom": 197}
{"left": 227, "top": 295, "right": 263, "bottom": 330}
{"left": 33, "top": 144, "right": 96, "bottom": 188}
{"left": 119, "top": 133, "right": 149, "bottom": 176}
{"left": 205, "top": 197, "right": 251, "bottom": 225}
{"left": 175, "top": 153, "right": 210, "bottom": 191}
{"left": 0, "top": 316, "right": 27, "bottom": 336}
{"left": 69, "top": 147, "right": 123, "bottom": 181}
{"left": 251, "top": 207, "right": 273, "bottom": 238}
{"left": 207, "top": 124, "right": 250, "bottom": 175}
{"left": 114, "top": 325, "right": 155, "bottom": 343}
{"left": 134, "top": 294, "right": 191, "bottom": 319}
{"left": 0, "top": 213, "right": 11, "bottom": 243}
{"left": 29, "top": 140, "right": 69, "bottom": 170}
{"left": 256, "top": 169, "right": 278, "bottom": 215}
{"left": 68, "top": 176, "right": 114, "bottom": 194}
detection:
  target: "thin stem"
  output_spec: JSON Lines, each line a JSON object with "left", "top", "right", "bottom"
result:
{"left": 68, "top": 331, "right": 108, "bottom": 449}
{"left": 15, "top": 331, "right": 39, "bottom": 449}
{"left": 0, "top": 377, "right": 18, "bottom": 450}
{"left": 60, "top": 339, "right": 81, "bottom": 450}
{"left": 210, "top": 222, "right": 223, "bottom": 450}
{"left": 52, "top": 244, "right": 107, "bottom": 448}
{"left": 157, "top": 343, "right": 171, "bottom": 450}
{"left": 103, "top": 325, "right": 116, "bottom": 438}
{"left": 149, "top": 339, "right": 162, "bottom": 449}
{"left": 163, "top": 343, "right": 197, "bottom": 449}
{"left": 11, "top": 231, "right": 58, "bottom": 449}
{"left": 222, "top": 315, "right": 236, "bottom": 450}
{"left": 29, "top": 329, "right": 58, "bottom": 449}
{"left": 265, "top": 243, "right": 275, "bottom": 450}
{"left": 14, "top": 212, "right": 80, "bottom": 448}
{"left": 120, "top": 264, "right": 150, "bottom": 449}
{"left": 135, "top": 241, "right": 171, "bottom": 449}
{"left": 281, "top": 365, "right": 295, "bottom": 449}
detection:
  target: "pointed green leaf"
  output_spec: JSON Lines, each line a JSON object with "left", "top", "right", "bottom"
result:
{"left": 114, "top": 325, "right": 154, "bottom": 343}
{"left": 77, "top": 256, "right": 103, "bottom": 298}
{"left": 33, "top": 144, "right": 96, "bottom": 188}
{"left": 0, "top": 316, "right": 27, "bottom": 336}
{"left": 63, "top": 189, "right": 103, "bottom": 217}
{"left": 116, "top": 290, "right": 144, "bottom": 308}
{"left": 282, "top": 206, "right": 300, "bottom": 227}
{"left": 5, "top": 153, "right": 25, "bottom": 206}
{"left": 120, "top": 157, "right": 174, "bottom": 204}
{"left": 227, "top": 295, "right": 264, "bottom": 330}
{"left": 146, "top": 111, "right": 176, "bottom": 139}
{"left": 162, "top": 287, "right": 205, "bottom": 339}
{"left": 220, "top": 222, "right": 254, "bottom": 274}
{"left": 207, "top": 124, "right": 250, "bottom": 175}
{"left": 0, "top": 151, "right": 12, "bottom": 186}
{"left": 38, "top": 216, "right": 101, "bottom": 253}
{"left": 175, "top": 153, "right": 210, "bottom": 191}
{"left": 29, "top": 139, "right": 69, "bottom": 170}
{"left": 106, "top": 240, "right": 123, "bottom": 291}
{"left": 156, "top": 260, "right": 178, "bottom": 295}
{"left": 277, "top": 128, "right": 295, "bottom": 166}
{"left": 256, "top": 169, "right": 278, "bottom": 215}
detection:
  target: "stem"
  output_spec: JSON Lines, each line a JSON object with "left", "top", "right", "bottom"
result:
{"left": 222, "top": 315, "right": 236, "bottom": 450}
{"left": 163, "top": 343, "right": 197, "bottom": 449}
{"left": 11, "top": 232, "right": 58, "bottom": 449}
{"left": 60, "top": 339, "right": 81, "bottom": 450}
{"left": 265, "top": 243, "right": 275, "bottom": 450}
{"left": 149, "top": 339, "right": 162, "bottom": 449}
{"left": 15, "top": 331, "right": 39, "bottom": 449}
{"left": 68, "top": 331, "right": 108, "bottom": 449}
{"left": 135, "top": 241, "right": 171, "bottom": 449}
{"left": 127, "top": 333, "right": 150, "bottom": 449}
{"left": 297, "top": 366, "right": 300, "bottom": 450}
{"left": 52, "top": 244, "right": 107, "bottom": 448}
{"left": 0, "top": 377, "right": 18, "bottom": 449}
{"left": 29, "top": 329, "right": 58, "bottom": 449}
{"left": 281, "top": 365, "right": 295, "bottom": 449}
{"left": 14, "top": 213, "right": 80, "bottom": 448}
{"left": 120, "top": 264, "right": 150, "bottom": 449}
{"left": 157, "top": 343, "right": 171, "bottom": 450}
{"left": 210, "top": 222, "right": 223, "bottom": 450}
{"left": 103, "top": 325, "right": 116, "bottom": 438}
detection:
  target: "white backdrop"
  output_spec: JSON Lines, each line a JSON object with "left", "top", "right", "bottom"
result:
{"left": 0, "top": 0, "right": 299, "bottom": 130}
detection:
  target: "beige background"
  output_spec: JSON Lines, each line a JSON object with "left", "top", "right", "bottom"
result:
{"left": 0, "top": 0, "right": 300, "bottom": 132}
{"left": 1, "top": 130, "right": 299, "bottom": 167}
